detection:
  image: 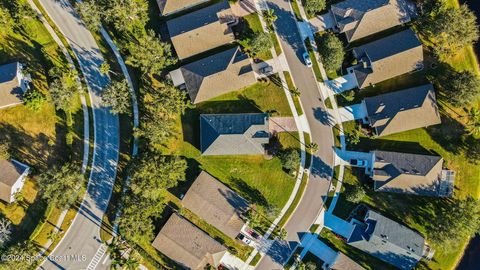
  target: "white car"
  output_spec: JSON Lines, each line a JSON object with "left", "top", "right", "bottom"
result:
{"left": 303, "top": 52, "right": 312, "bottom": 67}
{"left": 238, "top": 234, "right": 252, "bottom": 245}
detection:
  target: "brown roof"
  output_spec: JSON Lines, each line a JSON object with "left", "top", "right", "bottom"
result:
{"left": 0, "top": 62, "right": 24, "bottom": 109}
{"left": 152, "top": 213, "right": 227, "bottom": 270}
{"left": 331, "top": 253, "right": 366, "bottom": 270}
{"left": 156, "top": 0, "right": 210, "bottom": 16}
{"left": 364, "top": 84, "right": 441, "bottom": 136}
{"left": 182, "top": 171, "right": 249, "bottom": 239}
{"left": 372, "top": 151, "right": 445, "bottom": 196}
{"left": 331, "top": 0, "right": 411, "bottom": 42}
{"left": 352, "top": 29, "right": 423, "bottom": 89}
{"left": 181, "top": 46, "right": 256, "bottom": 103}
{"left": 167, "top": 1, "right": 236, "bottom": 60}
{"left": 0, "top": 160, "right": 29, "bottom": 202}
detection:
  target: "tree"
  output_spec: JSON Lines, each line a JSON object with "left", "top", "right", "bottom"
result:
{"left": 48, "top": 68, "right": 79, "bottom": 111}
{"left": 0, "top": 7, "right": 14, "bottom": 37}
{"left": 130, "top": 154, "right": 186, "bottom": 201}
{"left": 1, "top": 240, "right": 36, "bottom": 269}
{"left": 127, "top": 29, "right": 175, "bottom": 74}
{"left": 101, "top": 80, "right": 131, "bottom": 114}
{"left": 99, "top": 62, "right": 111, "bottom": 76}
{"left": 0, "top": 141, "right": 10, "bottom": 160}
{"left": 306, "top": 142, "right": 318, "bottom": 153}
{"left": 430, "top": 197, "right": 480, "bottom": 252}
{"left": 105, "top": 0, "right": 148, "bottom": 35}
{"left": 263, "top": 9, "right": 277, "bottom": 30}
{"left": 278, "top": 228, "right": 287, "bottom": 240}
{"left": 345, "top": 185, "right": 366, "bottom": 203}
{"left": 304, "top": 0, "right": 326, "bottom": 17}
{"left": 38, "top": 163, "right": 84, "bottom": 209}
{"left": 346, "top": 126, "right": 361, "bottom": 145}
{"left": 317, "top": 33, "right": 345, "bottom": 72}
{"left": 432, "top": 69, "right": 480, "bottom": 107}
{"left": 467, "top": 107, "right": 480, "bottom": 137}
{"left": 249, "top": 32, "right": 273, "bottom": 56}
{"left": 290, "top": 87, "right": 301, "bottom": 97}
{"left": 24, "top": 89, "right": 46, "bottom": 112}
{"left": 76, "top": 0, "right": 102, "bottom": 31}
{"left": 0, "top": 218, "right": 11, "bottom": 247}
{"left": 420, "top": 3, "right": 479, "bottom": 58}
{"left": 279, "top": 148, "right": 300, "bottom": 173}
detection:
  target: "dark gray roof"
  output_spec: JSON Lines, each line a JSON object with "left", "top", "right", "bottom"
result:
{"left": 352, "top": 29, "right": 423, "bottom": 88}
{"left": 181, "top": 46, "right": 256, "bottom": 103}
{"left": 372, "top": 151, "right": 444, "bottom": 196}
{"left": 200, "top": 113, "right": 269, "bottom": 155}
{"left": 363, "top": 84, "right": 441, "bottom": 136}
{"left": 0, "top": 62, "right": 24, "bottom": 109}
{"left": 348, "top": 210, "right": 425, "bottom": 270}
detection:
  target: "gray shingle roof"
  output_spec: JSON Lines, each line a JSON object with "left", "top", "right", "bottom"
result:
{"left": 152, "top": 213, "right": 227, "bottom": 270}
{"left": 156, "top": 0, "right": 210, "bottom": 16}
{"left": 363, "top": 84, "right": 441, "bottom": 136}
{"left": 372, "top": 150, "right": 444, "bottom": 196}
{"left": 348, "top": 210, "right": 425, "bottom": 270}
{"left": 167, "top": 1, "right": 235, "bottom": 59}
{"left": 352, "top": 29, "right": 423, "bottom": 88}
{"left": 182, "top": 171, "right": 249, "bottom": 239}
{"left": 200, "top": 113, "right": 269, "bottom": 155}
{"left": 0, "top": 159, "right": 29, "bottom": 202}
{"left": 181, "top": 46, "right": 256, "bottom": 103}
{"left": 0, "top": 62, "right": 24, "bottom": 109}
{"left": 331, "top": 0, "right": 411, "bottom": 42}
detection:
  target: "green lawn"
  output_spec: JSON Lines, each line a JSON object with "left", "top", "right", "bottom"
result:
{"left": 283, "top": 71, "right": 304, "bottom": 115}
{"left": 238, "top": 13, "right": 273, "bottom": 61}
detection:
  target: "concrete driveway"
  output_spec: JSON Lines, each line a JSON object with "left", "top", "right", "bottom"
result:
{"left": 334, "top": 149, "right": 374, "bottom": 169}
{"left": 325, "top": 73, "right": 358, "bottom": 95}
{"left": 337, "top": 103, "right": 367, "bottom": 122}
{"left": 309, "top": 11, "right": 335, "bottom": 33}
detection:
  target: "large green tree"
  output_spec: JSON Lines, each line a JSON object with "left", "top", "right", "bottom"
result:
{"left": 130, "top": 154, "right": 186, "bottom": 201}
{"left": 101, "top": 80, "right": 131, "bottom": 114}
{"left": 304, "top": 0, "right": 326, "bottom": 17}
{"left": 48, "top": 68, "right": 80, "bottom": 111}
{"left": 38, "top": 163, "right": 84, "bottom": 209}
{"left": 317, "top": 33, "right": 345, "bottom": 72}
{"left": 420, "top": 2, "right": 479, "bottom": 58}
{"left": 105, "top": 0, "right": 148, "bottom": 35}
{"left": 279, "top": 148, "right": 300, "bottom": 173}
{"left": 432, "top": 69, "right": 480, "bottom": 107}
{"left": 249, "top": 32, "right": 273, "bottom": 56}
{"left": 0, "top": 7, "right": 14, "bottom": 37}
{"left": 127, "top": 29, "right": 175, "bottom": 74}
{"left": 430, "top": 197, "right": 480, "bottom": 252}
{"left": 76, "top": 0, "right": 102, "bottom": 31}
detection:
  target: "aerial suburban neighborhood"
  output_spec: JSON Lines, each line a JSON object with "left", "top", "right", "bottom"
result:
{"left": 0, "top": 0, "right": 480, "bottom": 269}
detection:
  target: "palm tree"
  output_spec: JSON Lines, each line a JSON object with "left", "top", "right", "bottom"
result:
{"left": 262, "top": 9, "right": 277, "bottom": 30}
{"left": 306, "top": 142, "right": 319, "bottom": 153}
{"left": 290, "top": 87, "right": 301, "bottom": 97}
{"left": 123, "top": 258, "right": 139, "bottom": 270}
{"left": 467, "top": 107, "right": 480, "bottom": 137}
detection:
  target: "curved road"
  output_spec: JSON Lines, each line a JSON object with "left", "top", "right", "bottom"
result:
{"left": 256, "top": 0, "right": 334, "bottom": 268}
{"left": 37, "top": 0, "right": 119, "bottom": 269}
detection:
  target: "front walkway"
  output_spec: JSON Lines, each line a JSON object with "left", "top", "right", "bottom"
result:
{"left": 325, "top": 73, "right": 358, "bottom": 96}
{"left": 336, "top": 103, "right": 367, "bottom": 122}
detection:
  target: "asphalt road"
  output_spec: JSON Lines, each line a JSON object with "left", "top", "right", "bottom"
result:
{"left": 256, "top": 0, "right": 334, "bottom": 268}
{"left": 37, "top": 0, "right": 119, "bottom": 269}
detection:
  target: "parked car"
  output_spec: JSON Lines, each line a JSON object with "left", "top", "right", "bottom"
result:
{"left": 247, "top": 229, "right": 261, "bottom": 240}
{"left": 350, "top": 159, "right": 367, "bottom": 167}
{"left": 259, "top": 65, "right": 273, "bottom": 75}
{"left": 238, "top": 234, "right": 252, "bottom": 245}
{"left": 302, "top": 52, "right": 312, "bottom": 67}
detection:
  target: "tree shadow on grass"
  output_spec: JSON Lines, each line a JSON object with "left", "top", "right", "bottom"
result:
{"left": 167, "top": 158, "right": 201, "bottom": 199}
{"left": 230, "top": 177, "right": 269, "bottom": 208}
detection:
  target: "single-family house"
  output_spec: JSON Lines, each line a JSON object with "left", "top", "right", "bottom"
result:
{"left": 152, "top": 213, "right": 227, "bottom": 270}
{"left": 369, "top": 150, "right": 455, "bottom": 197}
{"left": 156, "top": 0, "right": 210, "bottom": 16}
{"left": 0, "top": 159, "right": 30, "bottom": 203}
{"left": 182, "top": 171, "right": 249, "bottom": 239}
{"left": 0, "top": 62, "right": 30, "bottom": 109}
{"left": 331, "top": 0, "right": 411, "bottom": 43}
{"left": 362, "top": 84, "right": 441, "bottom": 136}
{"left": 200, "top": 113, "right": 270, "bottom": 155}
{"left": 349, "top": 29, "right": 423, "bottom": 89}
{"left": 167, "top": 1, "right": 236, "bottom": 60}
{"left": 348, "top": 210, "right": 433, "bottom": 270}
{"left": 170, "top": 46, "right": 256, "bottom": 103}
